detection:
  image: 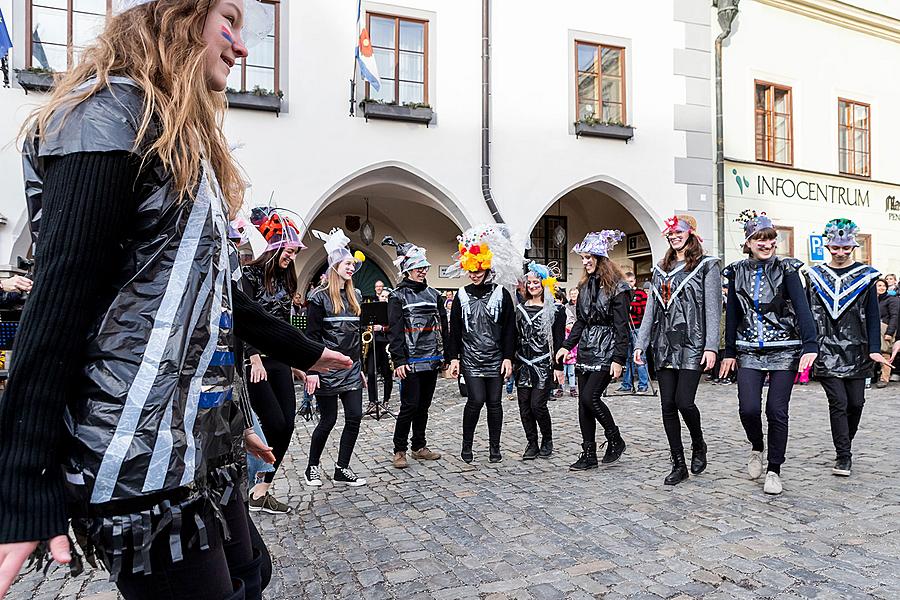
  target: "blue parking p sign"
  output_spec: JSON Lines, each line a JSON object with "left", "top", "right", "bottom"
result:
{"left": 809, "top": 235, "right": 825, "bottom": 262}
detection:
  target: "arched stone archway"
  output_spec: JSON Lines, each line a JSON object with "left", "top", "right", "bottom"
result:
{"left": 295, "top": 163, "right": 470, "bottom": 294}
{"left": 524, "top": 176, "right": 666, "bottom": 285}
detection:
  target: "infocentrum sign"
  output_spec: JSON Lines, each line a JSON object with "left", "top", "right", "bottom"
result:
{"left": 727, "top": 160, "right": 900, "bottom": 221}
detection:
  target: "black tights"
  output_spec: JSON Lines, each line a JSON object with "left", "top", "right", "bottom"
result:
{"left": 247, "top": 358, "right": 296, "bottom": 483}
{"left": 308, "top": 388, "right": 363, "bottom": 468}
{"left": 819, "top": 377, "right": 866, "bottom": 460}
{"left": 576, "top": 371, "right": 618, "bottom": 444}
{"left": 116, "top": 497, "right": 265, "bottom": 600}
{"left": 656, "top": 369, "right": 704, "bottom": 454}
{"left": 517, "top": 386, "right": 552, "bottom": 444}
{"left": 462, "top": 375, "right": 504, "bottom": 446}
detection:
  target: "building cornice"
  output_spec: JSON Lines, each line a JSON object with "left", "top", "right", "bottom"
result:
{"left": 754, "top": 0, "right": 900, "bottom": 43}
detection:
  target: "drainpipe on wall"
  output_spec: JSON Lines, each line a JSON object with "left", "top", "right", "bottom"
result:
{"left": 482, "top": 0, "right": 504, "bottom": 224}
{"left": 714, "top": 0, "right": 740, "bottom": 260}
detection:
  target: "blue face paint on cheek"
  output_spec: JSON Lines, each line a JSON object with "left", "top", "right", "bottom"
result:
{"left": 221, "top": 25, "right": 234, "bottom": 44}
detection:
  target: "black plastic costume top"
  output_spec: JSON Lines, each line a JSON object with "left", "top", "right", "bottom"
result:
{"left": 725, "top": 257, "right": 804, "bottom": 370}
{"left": 23, "top": 78, "right": 239, "bottom": 509}
{"left": 307, "top": 286, "right": 363, "bottom": 393}
{"left": 647, "top": 257, "right": 721, "bottom": 370}
{"left": 568, "top": 276, "right": 631, "bottom": 371}
{"left": 242, "top": 264, "right": 293, "bottom": 324}
{"left": 458, "top": 283, "right": 505, "bottom": 377}
{"left": 391, "top": 284, "right": 444, "bottom": 372}
{"left": 514, "top": 303, "right": 564, "bottom": 388}
{"left": 806, "top": 263, "right": 880, "bottom": 378}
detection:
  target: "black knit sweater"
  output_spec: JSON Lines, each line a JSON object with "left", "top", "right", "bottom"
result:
{"left": 0, "top": 152, "right": 324, "bottom": 543}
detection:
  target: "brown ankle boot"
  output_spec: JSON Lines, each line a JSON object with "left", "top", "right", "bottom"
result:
{"left": 392, "top": 451, "right": 408, "bottom": 469}
{"left": 410, "top": 447, "right": 441, "bottom": 460}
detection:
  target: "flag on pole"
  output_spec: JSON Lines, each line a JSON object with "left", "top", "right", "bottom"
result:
{"left": 355, "top": 0, "right": 380, "bottom": 91}
{"left": 0, "top": 9, "right": 13, "bottom": 61}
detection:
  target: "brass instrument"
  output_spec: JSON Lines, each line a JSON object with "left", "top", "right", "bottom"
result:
{"left": 361, "top": 326, "right": 374, "bottom": 361}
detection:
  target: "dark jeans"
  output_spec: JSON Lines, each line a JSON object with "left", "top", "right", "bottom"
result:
{"left": 516, "top": 386, "right": 552, "bottom": 444}
{"left": 366, "top": 339, "right": 393, "bottom": 404}
{"left": 393, "top": 369, "right": 438, "bottom": 453}
{"left": 462, "top": 375, "right": 504, "bottom": 446}
{"left": 576, "top": 371, "right": 618, "bottom": 445}
{"left": 819, "top": 377, "right": 866, "bottom": 460}
{"left": 656, "top": 369, "right": 704, "bottom": 454}
{"left": 116, "top": 495, "right": 261, "bottom": 600}
{"left": 246, "top": 358, "right": 296, "bottom": 483}
{"left": 737, "top": 368, "right": 795, "bottom": 468}
{"left": 308, "top": 388, "right": 363, "bottom": 468}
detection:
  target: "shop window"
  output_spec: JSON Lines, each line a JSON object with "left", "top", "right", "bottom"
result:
{"left": 755, "top": 81, "right": 793, "bottom": 165}
{"left": 838, "top": 99, "right": 870, "bottom": 177}
{"left": 366, "top": 13, "right": 428, "bottom": 105}
{"left": 575, "top": 41, "right": 626, "bottom": 124}
{"left": 528, "top": 216, "right": 568, "bottom": 282}
{"left": 775, "top": 226, "right": 794, "bottom": 259}
{"left": 225, "top": 0, "right": 280, "bottom": 94}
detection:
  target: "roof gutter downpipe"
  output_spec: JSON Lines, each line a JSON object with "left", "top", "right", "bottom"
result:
{"left": 482, "top": 0, "right": 504, "bottom": 224}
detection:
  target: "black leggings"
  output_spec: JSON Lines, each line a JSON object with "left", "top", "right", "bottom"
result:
{"left": 517, "top": 386, "right": 552, "bottom": 444}
{"left": 308, "top": 388, "right": 363, "bottom": 468}
{"left": 819, "top": 377, "right": 866, "bottom": 460}
{"left": 116, "top": 496, "right": 264, "bottom": 600}
{"left": 393, "top": 369, "right": 438, "bottom": 453}
{"left": 366, "top": 340, "right": 393, "bottom": 404}
{"left": 246, "top": 358, "right": 296, "bottom": 483}
{"left": 462, "top": 375, "right": 504, "bottom": 446}
{"left": 656, "top": 369, "right": 704, "bottom": 454}
{"left": 576, "top": 371, "right": 618, "bottom": 445}
{"left": 737, "top": 368, "right": 795, "bottom": 472}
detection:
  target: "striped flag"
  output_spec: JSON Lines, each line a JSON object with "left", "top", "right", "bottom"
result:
{"left": 0, "top": 9, "right": 12, "bottom": 60}
{"left": 355, "top": 0, "right": 380, "bottom": 91}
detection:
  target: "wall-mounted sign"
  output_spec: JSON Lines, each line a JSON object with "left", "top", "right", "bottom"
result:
{"left": 809, "top": 235, "right": 825, "bottom": 262}
{"left": 626, "top": 232, "right": 650, "bottom": 256}
{"left": 439, "top": 265, "right": 454, "bottom": 278}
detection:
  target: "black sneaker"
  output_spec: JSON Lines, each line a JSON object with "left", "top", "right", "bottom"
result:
{"left": 304, "top": 464, "right": 322, "bottom": 487}
{"left": 569, "top": 443, "right": 598, "bottom": 471}
{"left": 334, "top": 466, "right": 367, "bottom": 487}
{"left": 832, "top": 457, "right": 851, "bottom": 477}
{"left": 461, "top": 441, "right": 474, "bottom": 464}
{"left": 538, "top": 439, "right": 553, "bottom": 458}
{"left": 522, "top": 442, "right": 539, "bottom": 461}
{"left": 489, "top": 445, "right": 503, "bottom": 463}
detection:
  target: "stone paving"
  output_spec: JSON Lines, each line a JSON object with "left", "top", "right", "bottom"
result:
{"left": 7, "top": 378, "right": 900, "bottom": 599}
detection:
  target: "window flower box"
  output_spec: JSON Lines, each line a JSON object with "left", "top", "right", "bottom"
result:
{"left": 14, "top": 69, "right": 55, "bottom": 94}
{"left": 574, "top": 121, "right": 634, "bottom": 141}
{"left": 225, "top": 89, "right": 282, "bottom": 114}
{"left": 361, "top": 101, "right": 433, "bottom": 126}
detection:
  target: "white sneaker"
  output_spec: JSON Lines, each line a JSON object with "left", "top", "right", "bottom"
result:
{"left": 747, "top": 450, "right": 764, "bottom": 480}
{"left": 334, "top": 466, "right": 368, "bottom": 487}
{"left": 763, "top": 471, "right": 783, "bottom": 495}
{"left": 304, "top": 465, "right": 322, "bottom": 487}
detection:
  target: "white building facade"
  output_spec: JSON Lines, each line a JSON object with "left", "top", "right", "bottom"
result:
{"left": 0, "top": 0, "right": 716, "bottom": 293}
{"left": 720, "top": 0, "right": 900, "bottom": 275}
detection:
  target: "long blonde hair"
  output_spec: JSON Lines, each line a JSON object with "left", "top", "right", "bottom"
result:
{"left": 20, "top": 0, "right": 244, "bottom": 216}
{"left": 327, "top": 267, "right": 361, "bottom": 317}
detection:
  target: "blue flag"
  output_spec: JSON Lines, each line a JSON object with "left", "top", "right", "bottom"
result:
{"left": 0, "top": 9, "right": 12, "bottom": 61}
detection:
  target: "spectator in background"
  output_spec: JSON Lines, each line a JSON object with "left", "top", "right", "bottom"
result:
{"left": 444, "top": 290, "right": 454, "bottom": 315}
{"left": 374, "top": 280, "right": 385, "bottom": 298}
{"left": 0, "top": 275, "right": 31, "bottom": 309}
{"left": 885, "top": 273, "right": 897, "bottom": 293}
{"left": 618, "top": 271, "right": 649, "bottom": 394}
{"left": 877, "top": 278, "right": 899, "bottom": 388}
{"left": 291, "top": 291, "right": 305, "bottom": 317}
{"left": 555, "top": 287, "right": 579, "bottom": 398}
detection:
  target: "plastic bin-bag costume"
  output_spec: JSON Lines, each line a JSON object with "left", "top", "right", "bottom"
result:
{"left": 805, "top": 218, "right": 880, "bottom": 378}
{"left": 724, "top": 211, "right": 804, "bottom": 371}
{"left": 514, "top": 262, "right": 559, "bottom": 389}
{"left": 23, "top": 76, "right": 244, "bottom": 579}
{"left": 648, "top": 215, "right": 721, "bottom": 370}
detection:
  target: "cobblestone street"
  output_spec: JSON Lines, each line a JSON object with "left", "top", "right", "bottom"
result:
{"left": 9, "top": 378, "right": 900, "bottom": 599}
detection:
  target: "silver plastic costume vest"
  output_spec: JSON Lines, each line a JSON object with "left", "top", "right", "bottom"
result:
{"left": 514, "top": 304, "right": 553, "bottom": 388}
{"left": 23, "top": 78, "right": 238, "bottom": 508}
{"left": 458, "top": 284, "right": 504, "bottom": 377}
{"left": 726, "top": 257, "right": 803, "bottom": 371}
{"left": 575, "top": 277, "right": 631, "bottom": 372}
{"left": 308, "top": 286, "right": 363, "bottom": 393}
{"left": 394, "top": 285, "right": 443, "bottom": 372}
{"left": 806, "top": 263, "right": 880, "bottom": 378}
{"left": 648, "top": 256, "right": 720, "bottom": 370}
